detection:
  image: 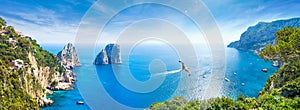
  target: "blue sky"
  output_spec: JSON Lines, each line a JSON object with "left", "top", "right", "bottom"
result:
{"left": 0, "top": 0, "right": 300, "bottom": 45}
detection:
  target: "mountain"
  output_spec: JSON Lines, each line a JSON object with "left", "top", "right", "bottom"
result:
{"left": 94, "top": 43, "right": 122, "bottom": 65}
{"left": 228, "top": 18, "right": 300, "bottom": 53}
{"left": 0, "top": 18, "right": 76, "bottom": 109}
{"left": 57, "top": 43, "right": 81, "bottom": 69}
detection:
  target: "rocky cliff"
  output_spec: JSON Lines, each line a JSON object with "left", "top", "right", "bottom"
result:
{"left": 94, "top": 49, "right": 109, "bottom": 65}
{"left": 94, "top": 44, "right": 122, "bottom": 65}
{"left": 0, "top": 17, "right": 76, "bottom": 109}
{"left": 228, "top": 18, "right": 300, "bottom": 53}
{"left": 57, "top": 43, "right": 81, "bottom": 69}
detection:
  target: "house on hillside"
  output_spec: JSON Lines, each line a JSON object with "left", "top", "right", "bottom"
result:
{"left": 13, "top": 59, "right": 24, "bottom": 68}
{"left": 6, "top": 38, "right": 17, "bottom": 46}
{"left": 0, "top": 30, "right": 8, "bottom": 35}
{"left": 15, "top": 31, "right": 22, "bottom": 36}
{"left": 1, "top": 25, "right": 6, "bottom": 29}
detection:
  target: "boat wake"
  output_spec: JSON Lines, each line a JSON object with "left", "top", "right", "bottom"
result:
{"left": 152, "top": 69, "right": 182, "bottom": 77}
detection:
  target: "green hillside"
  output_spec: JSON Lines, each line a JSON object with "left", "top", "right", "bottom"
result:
{"left": 0, "top": 18, "right": 65, "bottom": 109}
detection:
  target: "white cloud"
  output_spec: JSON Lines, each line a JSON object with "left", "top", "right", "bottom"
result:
{"left": 2, "top": 15, "right": 77, "bottom": 45}
{"left": 245, "top": 5, "right": 265, "bottom": 14}
{"left": 5, "top": 7, "right": 59, "bottom": 26}
{"left": 0, "top": 3, "right": 84, "bottom": 45}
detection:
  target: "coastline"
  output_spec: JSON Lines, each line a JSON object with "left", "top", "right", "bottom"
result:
{"left": 39, "top": 44, "right": 89, "bottom": 109}
{"left": 40, "top": 45, "right": 280, "bottom": 109}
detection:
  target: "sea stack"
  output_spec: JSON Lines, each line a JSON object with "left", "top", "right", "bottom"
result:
{"left": 94, "top": 43, "right": 122, "bottom": 65}
{"left": 57, "top": 43, "right": 81, "bottom": 69}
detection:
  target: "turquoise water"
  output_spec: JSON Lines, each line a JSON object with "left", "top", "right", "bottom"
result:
{"left": 223, "top": 48, "right": 278, "bottom": 99}
{"left": 41, "top": 44, "right": 278, "bottom": 110}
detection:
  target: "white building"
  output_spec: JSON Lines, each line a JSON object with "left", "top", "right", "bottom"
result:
{"left": 13, "top": 59, "right": 24, "bottom": 68}
{"left": 7, "top": 38, "right": 17, "bottom": 45}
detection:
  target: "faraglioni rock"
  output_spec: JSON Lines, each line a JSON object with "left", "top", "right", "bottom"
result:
{"left": 94, "top": 49, "right": 109, "bottom": 64}
{"left": 94, "top": 43, "right": 122, "bottom": 65}
{"left": 57, "top": 43, "right": 81, "bottom": 69}
{"left": 227, "top": 18, "right": 300, "bottom": 53}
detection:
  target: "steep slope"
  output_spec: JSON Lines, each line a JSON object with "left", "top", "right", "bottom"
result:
{"left": 228, "top": 18, "right": 300, "bottom": 53}
{"left": 0, "top": 18, "right": 75, "bottom": 109}
{"left": 259, "top": 27, "right": 300, "bottom": 98}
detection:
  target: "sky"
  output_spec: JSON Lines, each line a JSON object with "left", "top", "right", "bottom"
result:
{"left": 0, "top": 0, "right": 300, "bottom": 46}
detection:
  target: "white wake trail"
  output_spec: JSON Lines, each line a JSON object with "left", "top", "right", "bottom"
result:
{"left": 152, "top": 69, "right": 182, "bottom": 77}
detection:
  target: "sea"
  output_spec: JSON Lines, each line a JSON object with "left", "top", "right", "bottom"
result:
{"left": 41, "top": 43, "right": 278, "bottom": 110}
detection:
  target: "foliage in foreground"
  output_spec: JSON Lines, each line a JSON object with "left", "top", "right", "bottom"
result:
{"left": 149, "top": 27, "right": 300, "bottom": 110}
{"left": 148, "top": 95, "right": 300, "bottom": 110}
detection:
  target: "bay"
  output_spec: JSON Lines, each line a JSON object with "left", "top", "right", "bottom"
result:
{"left": 41, "top": 44, "right": 277, "bottom": 110}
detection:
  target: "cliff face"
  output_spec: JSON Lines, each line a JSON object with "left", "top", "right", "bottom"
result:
{"left": 94, "top": 49, "right": 109, "bottom": 65}
{"left": 0, "top": 17, "right": 76, "bottom": 109}
{"left": 27, "top": 52, "right": 53, "bottom": 106}
{"left": 94, "top": 44, "right": 122, "bottom": 65}
{"left": 105, "top": 44, "right": 122, "bottom": 64}
{"left": 57, "top": 43, "right": 81, "bottom": 69}
{"left": 228, "top": 18, "right": 300, "bottom": 53}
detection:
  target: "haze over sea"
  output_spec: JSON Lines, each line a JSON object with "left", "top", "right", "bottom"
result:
{"left": 42, "top": 43, "right": 278, "bottom": 110}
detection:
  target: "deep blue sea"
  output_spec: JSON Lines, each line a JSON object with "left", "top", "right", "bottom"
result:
{"left": 41, "top": 43, "right": 278, "bottom": 110}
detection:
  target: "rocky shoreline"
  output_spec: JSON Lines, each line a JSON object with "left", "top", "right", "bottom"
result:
{"left": 45, "top": 43, "right": 81, "bottom": 106}
{"left": 31, "top": 43, "right": 80, "bottom": 107}
{"left": 0, "top": 17, "right": 82, "bottom": 109}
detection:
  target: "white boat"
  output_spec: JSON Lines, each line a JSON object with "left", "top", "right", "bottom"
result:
{"left": 262, "top": 68, "right": 268, "bottom": 72}
{"left": 76, "top": 101, "right": 84, "bottom": 105}
{"left": 241, "top": 83, "right": 245, "bottom": 86}
{"left": 225, "top": 77, "right": 230, "bottom": 82}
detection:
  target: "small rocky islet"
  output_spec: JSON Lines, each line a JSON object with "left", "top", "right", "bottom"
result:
{"left": 57, "top": 43, "right": 81, "bottom": 69}
{"left": 94, "top": 43, "right": 122, "bottom": 65}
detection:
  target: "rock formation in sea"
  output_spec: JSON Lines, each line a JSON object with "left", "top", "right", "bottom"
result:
{"left": 57, "top": 43, "right": 81, "bottom": 69}
{"left": 94, "top": 43, "right": 122, "bottom": 65}
{"left": 94, "top": 49, "right": 109, "bottom": 65}
{"left": 227, "top": 18, "right": 300, "bottom": 53}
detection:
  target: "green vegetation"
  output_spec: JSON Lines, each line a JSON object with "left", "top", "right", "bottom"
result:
{"left": 0, "top": 18, "right": 6, "bottom": 26}
{"left": 0, "top": 18, "right": 65, "bottom": 109}
{"left": 148, "top": 95, "right": 300, "bottom": 110}
{"left": 0, "top": 62, "right": 39, "bottom": 109}
{"left": 259, "top": 27, "right": 300, "bottom": 98}
{"left": 149, "top": 28, "right": 300, "bottom": 110}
